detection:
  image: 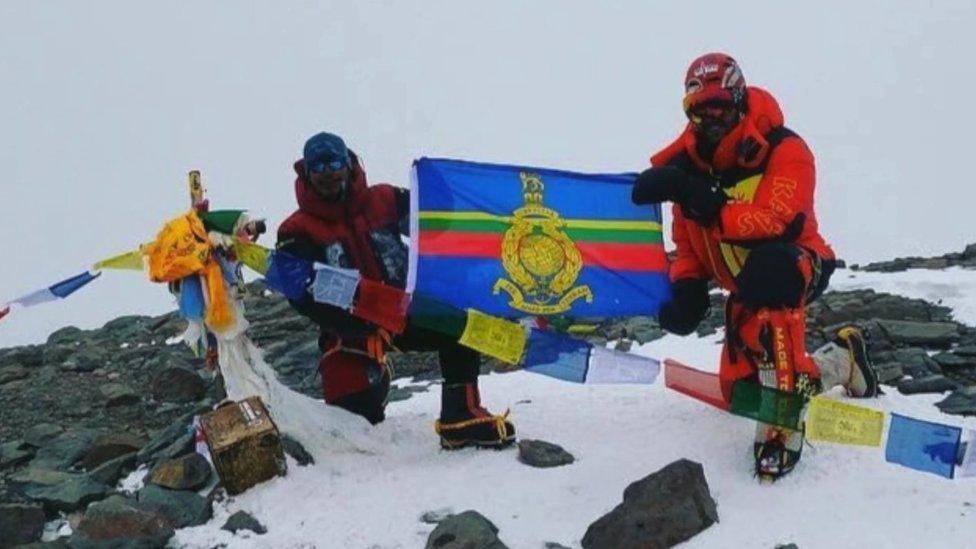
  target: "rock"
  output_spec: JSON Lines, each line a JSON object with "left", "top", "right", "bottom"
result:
{"left": 281, "top": 435, "right": 315, "bottom": 466}
{"left": 23, "top": 424, "right": 64, "bottom": 448}
{"left": 137, "top": 422, "right": 192, "bottom": 465}
{"left": 137, "top": 484, "right": 212, "bottom": 528}
{"left": 953, "top": 345, "right": 976, "bottom": 358}
{"left": 424, "top": 510, "right": 508, "bottom": 549}
{"left": 875, "top": 364, "right": 905, "bottom": 384}
{"left": 544, "top": 544, "right": 572, "bottom": 549}
{"left": 581, "top": 459, "right": 718, "bottom": 549}
{"left": 148, "top": 453, "right": 211, "bottom": 491}
{"left": 222, "top": 510, "right": 267, "bottom": 535}
{"left": 81, "top": 433, "right": 146, "bottom": 470}
{"left": 517, "top": 440, "right": 575, "bottom": 468}
{"left": 1, "top": 440, "right": 35, "bottom": 470}
{"left": 31, "top": 430, "right": 98, "bottom": 470}
{"left": 877, "top": 320, "right": 961, "bottom": 347}
{"left": 775, "top": 544, "right": 800, "bottom": 549}
{"left": 932, "top": 352, "right": 974, "bottom": 369}
{"left": 936, "top": 386, "right": 976, "bottom": 416}
{"left": 9, "top": 468, "right": 75, "bottom": 491}
{"left": 47, "top": 327, "right": 84, "bottom": 346}
{"left": 155, "top": 433, "right": 194, "bottom": 463}
{"left": 0, "top": 365, "right": 29, "bottom": 385}
{"left": 70, "top": 495, "right": 173, "bottom": 549}
{"left": 88, "top": 452, "right": 137, "bottom": 486}
{"left": 59, "top": 347, "right": 107, "bottom": 373}
{"left": 23, "top": 474, "right": 108, "bottom": 514}
{"left": 897, "top": 375, "right": 959, "bottom": 395}
{"left": 100, "top": 383, "right": 141, "bottom": 407}
{"left": 0, "top": 503, "right": 46, "bottom": 546}
{"left": 150, "top": 367, "right": 205, "bottom": 403}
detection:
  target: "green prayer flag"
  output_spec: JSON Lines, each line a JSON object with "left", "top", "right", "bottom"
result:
{"left": 729, "top": 380, "right": 805, "bottom": 430}
{"left": 199, "top": 210, "right": 246, "bottom": 235}
{"left": 407, "top": 293, "right": 467, "bottom": 338}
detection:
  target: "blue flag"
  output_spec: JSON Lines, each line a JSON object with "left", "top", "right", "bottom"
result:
{"left": 885, "top": 413, "right": 961, "bottom": 479}
{"left": 410, "top": 158, "right": 671, "bottom": 318}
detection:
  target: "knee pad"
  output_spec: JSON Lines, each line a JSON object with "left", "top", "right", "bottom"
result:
{"left": 319, "top": 351, "right": 390, "bottom": 424}
{"left": 736, "top": 243, "right": 808, "bottom": 310}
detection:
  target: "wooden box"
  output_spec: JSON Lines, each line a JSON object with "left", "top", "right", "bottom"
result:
{"left": 200, "top": 396, "right": 287, "bottom": 495}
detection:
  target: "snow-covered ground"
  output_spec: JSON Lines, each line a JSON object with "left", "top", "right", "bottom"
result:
{"left": 174, "top": 269, "right": 976, "bottom": 548}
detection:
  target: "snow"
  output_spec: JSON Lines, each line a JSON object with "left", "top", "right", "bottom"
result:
{"left": 174, "top": 269, "right": 976, "bottom": 548}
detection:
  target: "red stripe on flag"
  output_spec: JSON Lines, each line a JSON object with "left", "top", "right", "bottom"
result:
{"left": 577, "top": 242, "right": 668, "bottom": 271}
{"left": 419, "top": 231, "right": 667, "bottom": 271}
{"left": 419, "top": 231, "right": 502, "bottom": 257}
{"left": 664, "top": 359, "right": 730, "bottom": 410}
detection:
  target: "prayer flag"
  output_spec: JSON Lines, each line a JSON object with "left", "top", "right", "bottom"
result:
{"left": 805, "top": 396, "right": 885, "bottom": 447}
{"left": 885, "top": 413, "right": 961, "bottom": 479}
{"left": 312, "top": 265, "right": 361, "bottom": 310}
{"left": 523, "top": 329, "right": 591, "bottom": 383}
{"left": 587, "top": 346, "right": 660, "bottom": 384}
{"left": 458, "top": 308, "right": 527, "bottom": 364}
{"left": 663, "top": 360, "right": 728, "bottom": 410}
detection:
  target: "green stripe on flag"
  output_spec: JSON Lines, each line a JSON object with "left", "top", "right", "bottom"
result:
{"left": 419, "top": 217, "right": 663, "bottom": 244}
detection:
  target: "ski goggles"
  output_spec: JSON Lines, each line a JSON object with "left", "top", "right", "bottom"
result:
{"left": 307, "top": 157, "right": 349, "bottom": 174}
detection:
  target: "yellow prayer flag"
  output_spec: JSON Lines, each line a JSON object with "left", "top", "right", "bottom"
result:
{"left": 805, "top": 396, "right": 884, "bottom": 447}
{"left": 458, "top": 309, "right": 527, "bottom": 364}
{"left": 235, "top": 240, "right": 271, "bottom": 275}
{"left": 93, "top": 248, "right": 145, "bottom": 271}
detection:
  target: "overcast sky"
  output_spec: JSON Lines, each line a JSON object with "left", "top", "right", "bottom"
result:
{"left": 2, "top": 1, "right": 974, "bottom": 347}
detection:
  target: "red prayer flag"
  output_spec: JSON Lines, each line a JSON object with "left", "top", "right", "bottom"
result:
{"left": 353, "top": 279, "right": 409, "bottom": 334}
{"left": 664, "top": 359, "right": 729, "bottom": 410}
{"left": 0, "top": 306, "right": 9, "bottom": 321}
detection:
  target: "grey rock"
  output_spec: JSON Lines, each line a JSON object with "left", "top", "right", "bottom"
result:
{"left": 222, "top": 510, "right": 267, "bottom": 535}
{"left": 31, "top": 430, "right": 98, "bottom": 470}
{"left": 582, "top": 459, "right": 718, "bottom": 549}
{"left": 70, "top": 495, "right": 173, "bottom": 549}
{"left": 877, "top": 320, "right": 961, "bottom": 347}
{"left": 23, "top": 474, "right": 108, "bottom": 514}
{"left": 1, "top": 440, "right": 35, "bottom": 470}
{"left": 281, "top": 435, "right": 314, "bottom": 466}
{"left": 23, "top": 424, "right": 64, "bottom": 448}
{"left": 9, "top": 468, "right": 75, "bottom": 491}
{"left": 155, "top": 433, "right": 193, "bottom": 463}
{"left": 59, "top": 347, "right": 107, "bottom": 373}
{"left": 88, "top": 452, "right": 137, "bottom": 486}
{"left": 775, "top": 545, "right": 800, "bottom": 549}
{"left": 136, "top": 422, "right": 192, "bottom": 465}
{"left": 81, "top": 433, "right": 146, "bottom": 470}
{"left": 0, "top": 365, "right": 29, "bottom": 385}
{"left": 0, "top": 503, "right": 45, "bottom": 546}
{"left": 544, "top": 544, "right": 572, "bottom": 549}
{"left": 936, "top": 386, "right": 976, "bottom": 416}
{"left": 150, "top": 367, "right": 205, "bottom": 403}
{"left": 47, "top": 327, "right": 84, "bottom": 346}
{"left": 875, "top": 364, "right": 905, "bottom": 384}
{"left": 137, "top": 484, "right": 212, "bottom": 529}
{"left": 897, "top": 375, "right": 959, "bottom": 395}
{"left": 1, "top": 345, "right": 43, "bottom": 368}
{"left": 148, "top": 453, "right": 211, "bottom": 491}
{"left": 932, "top": 352, "right": 974, "bottom": 369}
{"left": 517, "top": 440, "right": 575, "bottom": 468}
{"left": 100, "top": 383, "right": 140, "bottom": 407}
{"left": 953, "top": 345, "right": 976, "bottom": 358}
{"left": 424, "top": 510, "right": 508, "bottom": 549}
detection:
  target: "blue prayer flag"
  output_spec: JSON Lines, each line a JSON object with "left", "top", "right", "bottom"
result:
{"left": 265, "top": 251, "right": 314, "bottom": 301}
{"left": 885, "top": 413, "right": 961, "bottom": 479}
{"left": 523, "top": 329, "right": 591, "bottom": 383}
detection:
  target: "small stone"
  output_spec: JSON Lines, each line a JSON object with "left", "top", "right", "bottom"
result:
{"left": 1, "top": 440, "right": 35, "bottom": 469}
{"left": 897, "top": 375, "right": 959, "bottom": 395}
{"left": 71, "top": 495, "right": 174, "bottom": 549}
{"left": 877, "top": 320, "right": 961, "bottom": 347}
{"left": 100, "top": 382, "right": 141, "bottom": 407}
{"left": 222, "top": 510, "right": 267, "bottom": 535}
{"left": 31, "top": 430, "right": 98, "bottom": 470}
{"left": 88, "top": 452, "right": 137, "bottom": 486}
{"left": 0, "top": 364, "right": 29, "bottom": 385}
{"left": 281, "top": 434, "right": 315, "bottom": 466}
{"left": 23, "top": 423, "right": 64, "bottom": 448}
{"left": 424, "top": 510, "right": 508, "bottom": 549}
{"left": 151, "top": 366, "right": 206, "bottom": 403}
{"left": 137, "top": 484, "right": 212, "bottom": 528}
{"left": 82, "top": 432, "right": 146, "bottom": 470}
{"left": 149, "top": 453, "right": 212, "bottom": 491}
{"left": 936, "top": 386, "right": 976, "bottom": 416}
{"left": 23, "top": 474, "right": 109, "bottom": 514}
{"left": 932, "top": 352, "right": 974, "bottom": 369}
{"left": 775, "top": 544, "right": 800, "bottom": 549}
{"left": 517, "top": 440, "right": 575, "bottom": 468}
{"left": 0, "top": 503, "right": 46, "bottom": 546}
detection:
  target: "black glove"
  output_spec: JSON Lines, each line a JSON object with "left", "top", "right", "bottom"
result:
{"left": 658, "top": 278, "right": 710, "bottom": 336}
{"left": 632, "top": 167, "right": 687, "bottom": 205}
{"left": 676, "top": 175, "right": 727, "bottom": 226}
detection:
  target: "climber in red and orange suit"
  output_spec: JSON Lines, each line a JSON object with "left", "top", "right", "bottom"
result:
{"left": 633, "top": 53, "right": 880, "bottom": 480}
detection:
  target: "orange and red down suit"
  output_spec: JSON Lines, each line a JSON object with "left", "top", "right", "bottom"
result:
{"left": 635, "top": 86, "right": 837, "bottom": 413}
